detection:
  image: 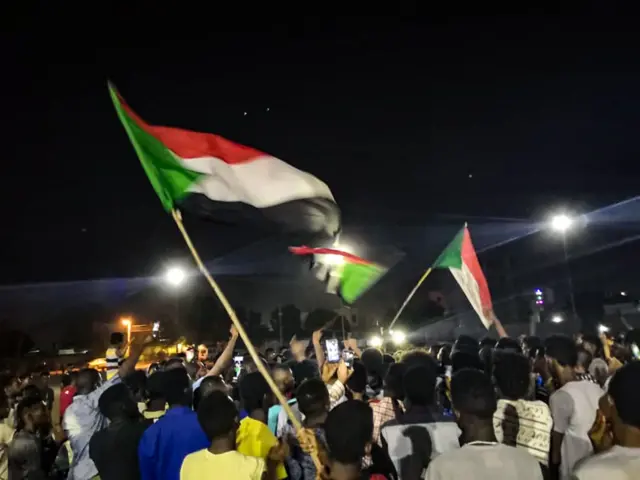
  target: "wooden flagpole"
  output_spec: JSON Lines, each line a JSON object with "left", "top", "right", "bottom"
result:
{"left": 388, "top": 267, "right": 433, "bottom": 331}
{"left": 170, "top": 209, "right": 321, "bottom": 469}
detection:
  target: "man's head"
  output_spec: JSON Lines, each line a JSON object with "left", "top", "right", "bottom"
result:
{"left": 239, "top": 372, "right": 272, "bottom": 414}
{"left": 193, "top": 376, "right": 228, "bottom": 411}
{"left": 164, "top": 357, "right": 186, "bottom": 371}
{"left": 39, "top": 371, "right": 50, "bottom": 387}
{"left": 493, "top": 351, "right": 531, "bottom": 400}
{"left": 17, "top": 395, "right": 49, "bottom": 433}
{"left": 607, "top": 361, "right": 640, "bottom": 442}
{"left": 581, "top": 334, "right": 602, "bottom": 357}
{"left": 197, "top": 390, "right": 239, "bottom": 445}
{"left": 197, "top": 344, "right": 209, "bottom": 363}
{"left": 162, "top": 368, "right": 192, "bottom": 407}
{"left": 272, "top": 364, "right": 295, "bottom": 396}
{"left": 146, "top": 371, "right": 166, "bottom": 408}
{"left": 450, "top": 368, "right": 497, "bottom": 427}
{"left": 346, "top": 362, "right": 367, "bottom": 397}
{"left": 494, "top": 337, "right": 521, "bottom": 353}
{"left": 296, "top": 378, "right": 330, "bottom": 418}
{"left": 325, "top": 400, "right": 374, "bottom": 471}
{"left": 110, "top": 332, "right": 125, "bottom": 347}
{"left": 98, "top": 383, "right": 140, "bottom": 422}
{"left": 403, "top": 364, "right": 436, "bottom": 409}
{"left": 75, "top": 368, "right": 102, "bottom": 395}
{"left": 265, "top": 348, "right": 275, "bottom": 362}
{"left": 383, "top": 362, "right": 406, "bottom": 400}
{"left": 124, "top": 370, "right": 147, "bottom": 402}
{"left": 544, "top": 335, "right": 578, "bottom": 386}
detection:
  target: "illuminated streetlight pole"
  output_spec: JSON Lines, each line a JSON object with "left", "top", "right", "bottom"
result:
{"left": 121, "top": 317, "right": 132, "bottom": 353}
{"left": 550, "top": 213, "right": 577, "bottom": 319}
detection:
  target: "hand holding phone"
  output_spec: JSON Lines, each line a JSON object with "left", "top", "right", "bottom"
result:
{"left": 325, "top": 339, "right": 340, "bottom": 363}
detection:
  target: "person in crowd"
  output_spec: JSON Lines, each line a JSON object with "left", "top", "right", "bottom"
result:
{"left": 371, "top": 363, "right": 405, "bottom": 446}
{"left": 64, "top": 336, "right": 148, "bottom": 480}
{"left": 59, "top": 372, "right": 77, "bottom": 421}
{"left": 545, "top": 335, "right": 604, "bottom": 480}
{"left": 138, "top": 368, "right": 209, "bottom": 480}
{"left": 36, "top": 372, "right": 55, "bottom": 413}
{"left": 124, "top": 370, "right": 148, "bottom": 414}
{"left": 268, "top": 364, "right": 301, "bottom": 438}
{"left": 105, "top": 332, "right": 126, "bottom": 381}
{"left": 193, "top": 376, "right": 228, "bottom": 411}
{"left": 236, "top": 372, "right": 287, "bottom": 480}
{"left": 323, "top": 400, "right": 389, "bottom": 480}
{"left": 286, "top": 378, "right": 329, "bottom": 480}
{"left": 8, "top": 394, "right": 59, "bottom": 479}
{"left": 492, "top": 351, "right": 552, "bottom": 468}
{"left": 360, "top": 349, "right": 385, "bottom": 400}
{"left": 181, "top": 391, "right": 287, "bottom": 480}
{"left": 580, "top": 334, "right": 609, "bottom": 387}
{"left": 143, "top": 371, "right": 167, "bottom": 423}
{"left": 380, "top": 363, "right": 459, "bottom": 479}
{"left": 89, "top": 383, "right": 149, "bottom": 480}
{"left": 572, "top": 361, "right": 640, "bottom": 479}
{"left": 191, "top": 326, "right": 239, "bottom": 393}
{"left": 425, "top": 368, "right": 543, "bottom": 480}
{"left": 345, "top": 363, "right": 368, "bottom": 402}
{"left": 575, "top": 346, "right": 599, "bottom": 385}
{"left": 0, "top": 392, "right": 15, "bottom": 480}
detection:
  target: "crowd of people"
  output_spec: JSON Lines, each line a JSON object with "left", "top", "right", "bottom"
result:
{"left": 0, "top": 324, "right": 639, "bottom": 480}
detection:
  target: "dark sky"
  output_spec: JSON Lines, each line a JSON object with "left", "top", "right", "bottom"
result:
{"left": 2, "top": 12, "right": 639, "bottom": 288}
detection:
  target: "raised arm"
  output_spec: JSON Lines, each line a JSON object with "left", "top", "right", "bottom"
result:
{"left": 204, "top": 325, "right": 239, "bottom": 378}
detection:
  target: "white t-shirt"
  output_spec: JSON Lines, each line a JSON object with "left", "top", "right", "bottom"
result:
{"left": 549, "top": 380, "right": 604, "bottom": 480}
{"left": 424, "top": 443, "right": 544, "bottom": 480}
{"left": 571, "top": 445, "right": 640, "bottom": 480}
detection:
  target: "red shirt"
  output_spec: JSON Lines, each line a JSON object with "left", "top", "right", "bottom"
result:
{"left": 59, "top": 385, "right": 76, "bottom": 419}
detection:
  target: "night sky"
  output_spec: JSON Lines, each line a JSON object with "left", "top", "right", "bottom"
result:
{"left": 2, "top": 13, "right": 639, "bottom": 306}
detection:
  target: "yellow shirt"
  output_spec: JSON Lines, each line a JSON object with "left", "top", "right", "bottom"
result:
{"left": 236, "top": 418, "right": 286, "bottom": 480}
{"left": 180, "top": 449, "right": 264, "bottom": 480}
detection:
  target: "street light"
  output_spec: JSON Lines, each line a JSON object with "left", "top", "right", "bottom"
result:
{"left": 598, "top": 324, "right": 610, "bottom": 334}
{"left": 368, "top": 335, "right": 383, "bottom": 348}
{"left": 549, "top": 213, "right": 577, "bottom": 319}
{"left": 165, "top": 266, "right": 186, "bottom": 287}
{"left": 390, "top": 330, "right": 406, "bottom": 345}
{"left": 121, "top": 317, "right": 132, "bottom": 345}
{"left": 551, "top": 314, "right": 564, "bottom": 324}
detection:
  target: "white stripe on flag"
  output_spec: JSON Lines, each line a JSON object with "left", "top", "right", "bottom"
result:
{"left": 449, "top": 264, "right": 492, "bottom": 329}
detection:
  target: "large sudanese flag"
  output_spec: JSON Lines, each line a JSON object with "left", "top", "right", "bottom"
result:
{"left": 432, "top": 226, "right": 494, "bottom": 329}
{"left": 108, "top": 84, "right": 340, "bottom": 237}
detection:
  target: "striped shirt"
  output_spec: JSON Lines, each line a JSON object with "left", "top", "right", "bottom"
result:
{"left": 105, "top": 347, "right": 124, "bottom": 380}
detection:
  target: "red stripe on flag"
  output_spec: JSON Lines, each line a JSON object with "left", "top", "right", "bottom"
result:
{"left": 288, "top": 246, "right": 373, "bottom": 266}
{"left": 117, "top": 94, "right": 265, "bottom": 164}
{"left": 460, "top": 228, "right": 493, "bottom": 311}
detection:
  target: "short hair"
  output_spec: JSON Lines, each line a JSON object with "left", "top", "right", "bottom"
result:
{"left": 383, "top": 363, "right": 406, "bottom": 399}
{"left": 110, "top": 332, "right": 125, "bottom": 345}
{"left": 383, "top": 354, "right": 395, "bottom": 364}
{"left": 290, "top": 359, "right": 319, "bottom": 385}
{"left": 451, "top": 368, "right": 497, "bottom": 419}
{"left": 20, "top": 385, "right": 41, "bottom": 400}
{"left": 124, "top": 370, "right": 147, "bottom": 396}
{"left": 76, "top": 368, "right": 101, "bottom": 393}
{"left": 360, "top": 348, "right": 385, "bottom": 376}
{"left": 239, "top": 372, "right": 270, "bottom": 413}
{"left": 608, "top": 361, "right": 640, "bottom": 428}
{"left": 61, "top": 374, "right": 72, "bottom": 388}
{"left": 197, "top": 391, "right": 238, "bottom": 440}
{"left": 98, "top": 383, "right": 136, "bottom": 420}
{"left": 576, "top": 346, "right": 593, "bottom": 370}
{"left": 479, "top": 337, "right": 496, "bottom": 348}
{"left": 162, "top": 368, "right": 191, "bottom": 406}
{"left": 403, "top": 365, "right": 436, "bottom": 406}
{"left": 544, "top": 335, "right": 578, "bottom": 367}
{"left": 493, "top": 352, "right": 531, "bottom": 400}
{"left": 193, "top": 376, "right": 227, "bottom": 411}
{"left": 325, "top": 400, "right": 373, "bottom": 464}
{"left": 451, "top": 351, "right": 482, "bottom": 373}
{"left": 296, "top": 378, "right": 329, "bottom": 417}
{"left": 16, "top": 395, "right": 45, "bottom": 430}
{"left": 400, "top": 350, "right": 438, "bottom": 370}
{"left": 165, "top": 357, "right": 186, "bottom": 370}
{"left": 346, "top": 362, "right": 367, "bottom": 394}
{"left": 146, "top": 372, "right": 166, "bottom": 401}
{"left": 495, "top": 337, "right": 521, "bottom": 352}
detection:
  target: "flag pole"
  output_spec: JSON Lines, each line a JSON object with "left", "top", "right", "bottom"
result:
{"left": 388, "top": 267, "right": 433, "bottom": 331}
{"left": 170, "top": 209, "right": 322, "bottom": 469}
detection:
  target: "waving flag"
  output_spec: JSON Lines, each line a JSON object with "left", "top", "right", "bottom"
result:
{"left": 109, "top": 84, "right": 340, "bottom": 237}
{"left": 289, "top": 246, "right": 387, "bottom": 304}
{"left": 433, "top": 226, "right": 494, "bottom": 328}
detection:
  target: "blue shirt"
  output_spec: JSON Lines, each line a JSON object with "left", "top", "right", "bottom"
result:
{"left": 138, "top": 406, "right": 209, "bottom": 480}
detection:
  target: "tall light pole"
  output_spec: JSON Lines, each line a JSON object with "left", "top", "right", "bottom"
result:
{"left": 550, "top": 213, "right": 577, "bottom": 319}
{"left": 164, "top": 266, "right": 187, "bottom": 329}
{"left": 121, "top": 317, "right": 132, "bottom": 352}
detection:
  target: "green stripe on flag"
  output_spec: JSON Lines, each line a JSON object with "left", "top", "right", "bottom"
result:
{"left": 340, "top": 262, "right": 386, "bottom": 304}
{"left": 109, "top": 85, "right": 203, "bottom": 212}
{"left": 432, "top": 227, "right": 465, "bottom": 269}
